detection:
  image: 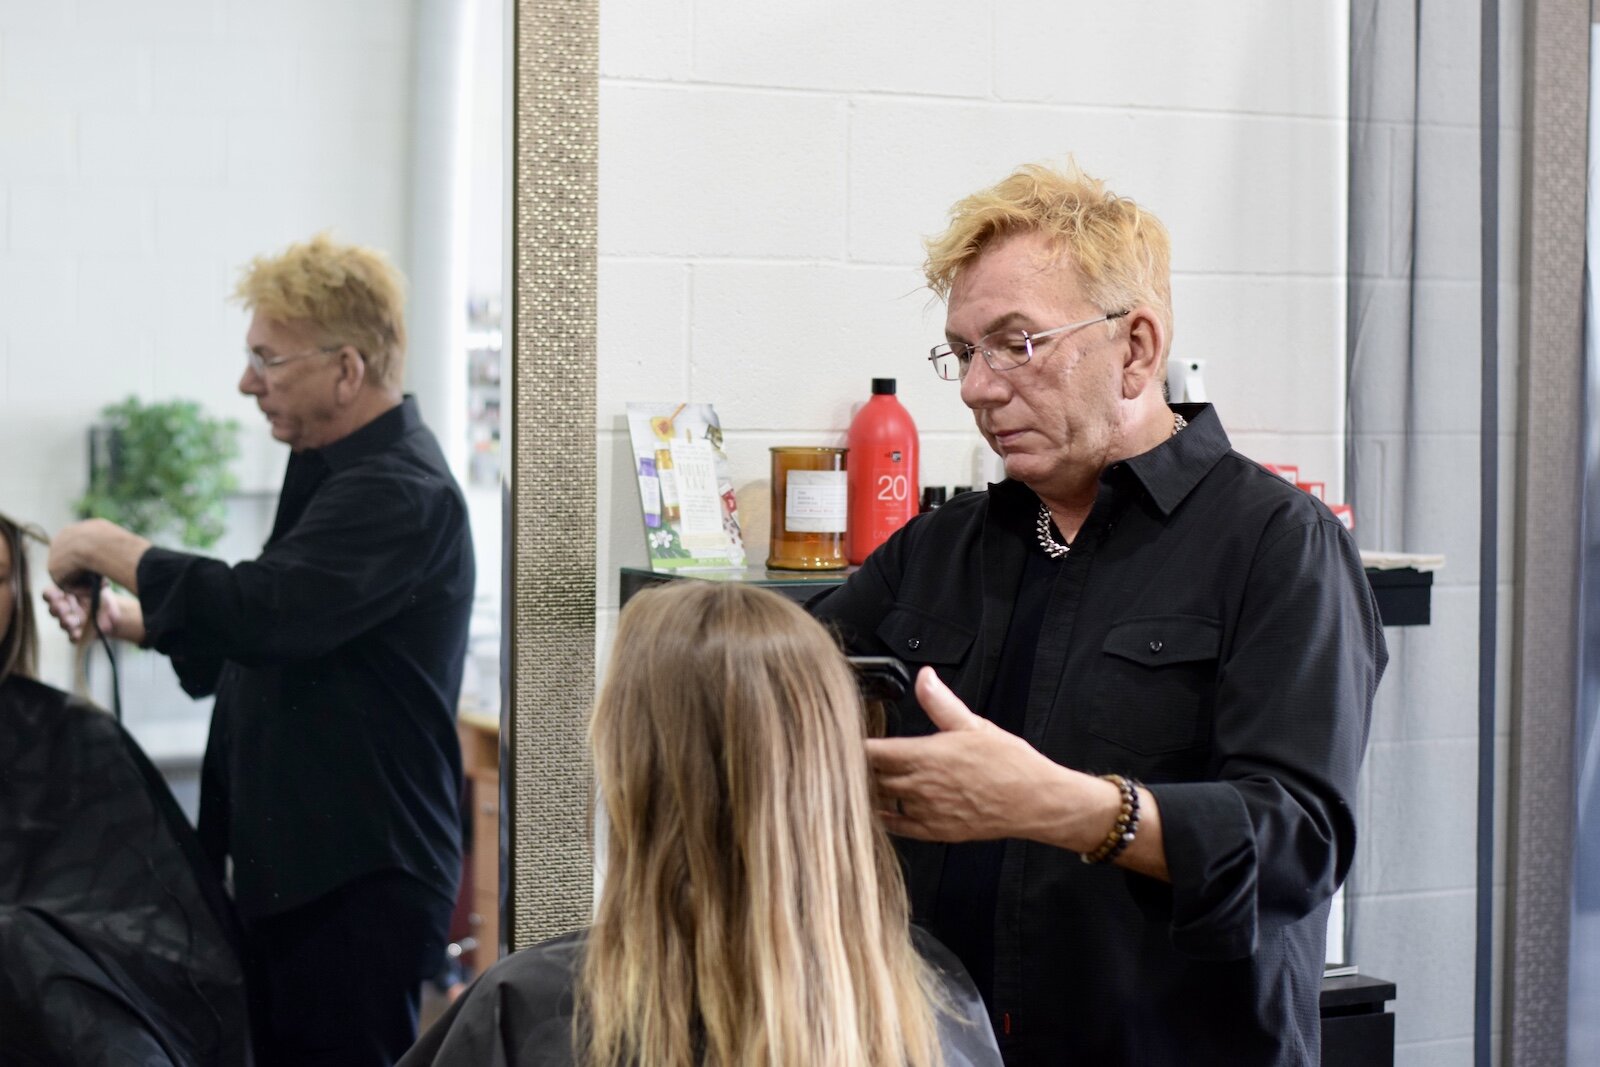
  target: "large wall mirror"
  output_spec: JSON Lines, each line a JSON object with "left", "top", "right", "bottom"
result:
{"left": 0, "top": 0, "right": 511, "bottom": 997}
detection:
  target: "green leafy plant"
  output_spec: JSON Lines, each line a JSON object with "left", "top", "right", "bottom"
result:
{"left": 75, "top": 397, "right": 241, "bottom": 550}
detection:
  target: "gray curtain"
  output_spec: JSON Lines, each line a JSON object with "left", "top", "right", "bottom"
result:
{"left": 1345, "top": 0, "right": 1508, "bottom": 1061}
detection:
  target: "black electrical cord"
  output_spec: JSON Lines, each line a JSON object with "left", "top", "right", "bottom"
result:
{"left": 85, "top": 576, "right": 122, "bottom": 723}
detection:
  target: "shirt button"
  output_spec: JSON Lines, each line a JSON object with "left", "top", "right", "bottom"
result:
{"left": 907, "top": 638, "right": 921, "bottom": 650}
{"left": 1149, "top": 640, "right": 1163, "bottom": 654}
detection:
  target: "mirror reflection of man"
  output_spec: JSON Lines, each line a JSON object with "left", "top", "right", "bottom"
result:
{"left": 812, "top": 162, "right": 1386, "bottom": 1065}
{"left": 45, "top": 234, "right": 475, "bottom": 1067}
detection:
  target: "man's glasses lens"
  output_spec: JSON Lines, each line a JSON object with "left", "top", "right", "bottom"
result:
{"left": 928, "top": 312, "right": 1125, "bottom": 381}
{"left": 929, "top": 331, "right": 1035, "bottom": 381}
{"left": 930, "top": 346, "right": 968, "bottom": 380}
{"left": 986, "top": 331, "right": 1032, "bottom": 365}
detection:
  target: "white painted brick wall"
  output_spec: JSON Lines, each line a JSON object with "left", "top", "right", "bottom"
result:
{"left": 692, "top": 0, "right": 991, "bottom": 97}
{"left": 0, "top": 2, "right": 414, "bottom": 692}
{"left": 847, "top": 101, "right": 1345, "bottom": 277}
{"left": 995, "top": 2, "right": 1344, "bottom": 117}
{"left": 599, "top": 85, "right": 849, "bottom": 258}
{"left": 0, "top": 106, "right": 74, "bottom": 178}
{"left": 598, "top": 0, "right": 1352, "bottom": 649}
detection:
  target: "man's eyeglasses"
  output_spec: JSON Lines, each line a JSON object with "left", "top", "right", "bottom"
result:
{"left": 928, "top": 310, "right": 1128, "bottom": 381}
{"left": 244, "top": 345, "right": 344, "bottom": 376}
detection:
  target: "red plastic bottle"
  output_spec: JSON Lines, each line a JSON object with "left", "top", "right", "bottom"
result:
{"left": 847, "top": 378, "right": 919, "bottom": 564}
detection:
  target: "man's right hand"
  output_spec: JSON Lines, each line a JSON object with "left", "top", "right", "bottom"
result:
{"left": 42, "top": 583, "right": 145, "bottom": 646}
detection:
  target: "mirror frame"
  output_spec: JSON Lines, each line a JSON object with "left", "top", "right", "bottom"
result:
{"left": 489, "top": 1, "right": 1600, "bottom": 1057}
{"left": 1506, "top": 0, "right": 1588, "bottom": 1056}
{"left": 502, "top": 0, "right": 599, "bottom": 951}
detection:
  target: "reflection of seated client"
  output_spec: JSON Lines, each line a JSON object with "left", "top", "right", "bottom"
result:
{"left": 43, "top": 235, "right": 476, "bottom": 1066}
{"left": 1, "top": 512, "right": 250, "bottom": 1064}
{"left": 403, "top": 581, "right": 1002, "bottom": 1067}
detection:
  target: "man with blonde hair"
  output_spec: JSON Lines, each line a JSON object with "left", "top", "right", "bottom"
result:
{"left": 813, "top": 161, "right": 1386, "bottom": 1064}
{"left": 46, "top": 234, "right": 474, "bottom": 1066}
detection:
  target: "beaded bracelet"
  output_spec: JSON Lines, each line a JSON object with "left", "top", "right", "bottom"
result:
{"left": 1081, "top": 773, "right": 1141, "bottom": 865}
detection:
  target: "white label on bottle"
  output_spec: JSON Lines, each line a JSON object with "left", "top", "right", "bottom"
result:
{"left": 785, "top": 470, "right": 847, "bottom": 533}
{"left": 669, "top": 439, "right": 726, "bottom": 547}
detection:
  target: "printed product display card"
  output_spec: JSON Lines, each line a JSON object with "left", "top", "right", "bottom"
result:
{"left": 625, "top": 402, "right": 747, "bottom": 571}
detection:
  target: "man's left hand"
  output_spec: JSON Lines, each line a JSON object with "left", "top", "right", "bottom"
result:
{"left": 867, "top": 666, "right": 1073, "bottom": 842}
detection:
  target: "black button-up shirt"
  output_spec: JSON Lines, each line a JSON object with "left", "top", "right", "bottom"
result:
{"left": 137, "top": 396, "right": 475, "bottom": 919}
{"left": 812, "top": 404, "right": 1387, "bottom": 1065}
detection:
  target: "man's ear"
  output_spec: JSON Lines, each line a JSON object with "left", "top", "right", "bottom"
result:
{"left": 1120, "top": 307, "right": 1166, "bottom": 400}
{"left": 334, "top": 346, "right": 367, "bottom": 404}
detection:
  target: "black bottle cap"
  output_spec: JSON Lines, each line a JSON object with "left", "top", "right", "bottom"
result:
{"left": 920, "top": 486, "right": 947, "bottom": 512}
{"left": 952, "top": 486, "right": 972, "bottom": 496}
{"left": 871, "top": 378, "right": 897, "bottom": 395}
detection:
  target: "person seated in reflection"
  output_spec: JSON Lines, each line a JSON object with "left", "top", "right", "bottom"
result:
{"left": 402, "top": 581, "right": 1001, "bottom": 1067}
{"left": 1, "top": 512, "right": 254, "bottom": 1064}
{"left": 42, "top": 234, "right": 475, "bottom": 1067}
{"left": 0, "top": 512, "right": 45, "bottom": 694}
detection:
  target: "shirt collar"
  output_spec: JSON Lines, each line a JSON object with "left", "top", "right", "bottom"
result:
{"left": 985, "top": 402, "right": 1231, "bottom": 520}
{"left": 1113, "top": 402, "right": 1230, "bottom": 516}
{"left": 311, "top": 394, "right": 420, "bottom": 472}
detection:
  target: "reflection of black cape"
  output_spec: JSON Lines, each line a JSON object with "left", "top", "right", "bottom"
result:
{"left": 0, "top": 675, "right": 250, "bottom": 1066}
{"left": 401, "top": 925, "right": 1002, "bottom": 1066}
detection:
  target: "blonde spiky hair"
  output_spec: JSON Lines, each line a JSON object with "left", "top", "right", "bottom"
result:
{"left": 234, "top": 233, "right": 408, "bottom": 389}
{"left": 923, "top": 159, "right": 1173, "bottom": 350}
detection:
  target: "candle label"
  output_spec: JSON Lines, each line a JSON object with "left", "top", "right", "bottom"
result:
{"left": 786, "top": 470, "right": 848, "bottom": 533}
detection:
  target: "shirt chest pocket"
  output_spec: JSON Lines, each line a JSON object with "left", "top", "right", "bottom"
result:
{"left": 873, "top": 607, "right": 976, "bottom": 736}
{"left": 1088, "top": 614, "right": 1220, "bottom": 756}
{"left": 875, "top": 606, "right": 976, "bottom": 666}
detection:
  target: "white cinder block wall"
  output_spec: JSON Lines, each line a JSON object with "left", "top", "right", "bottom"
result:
{"left": 596, "top": 0, "right": 1351, "bottom": 648}
{"left": 0, "top": 1, "right": 415, "bottom": 738}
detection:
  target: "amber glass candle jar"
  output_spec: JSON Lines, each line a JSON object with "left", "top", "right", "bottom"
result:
{"left": 768, "top": 447, "right": 848, "bottom": 570}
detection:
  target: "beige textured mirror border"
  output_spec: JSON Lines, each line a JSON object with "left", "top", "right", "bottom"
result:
{"left": 503, "top": 0, "right": 598, "bottom": 951}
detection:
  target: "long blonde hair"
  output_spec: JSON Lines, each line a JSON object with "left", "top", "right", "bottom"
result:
{"left": 578, "top": 582, "right": 945, "bottom": 1067}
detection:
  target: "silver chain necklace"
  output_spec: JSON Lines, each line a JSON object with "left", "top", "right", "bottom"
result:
{"left": 1036, "top": 411, "right": 1188, "bottom": 559}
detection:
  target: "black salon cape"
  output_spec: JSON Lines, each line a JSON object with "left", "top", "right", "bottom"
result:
{"left": 0, "top": 675, "right": 250, "bottom": 1066}
{"left": 401, "top": 926, "right": 1003, "bottom": 1066}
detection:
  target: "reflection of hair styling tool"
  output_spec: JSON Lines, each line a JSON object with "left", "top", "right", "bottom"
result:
{"left": 847, "top": 655, "right": 910, "bottom": 739}
{"left": 81, "top": 573, "right": 122, "bottom": 723}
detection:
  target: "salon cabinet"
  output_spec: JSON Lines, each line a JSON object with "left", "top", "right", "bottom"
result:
{"left": 1321, "top": 974, "right": 1397, "bottom": 1064}
{"left": 458, "top": 710, "right": 500, "bottom": 975}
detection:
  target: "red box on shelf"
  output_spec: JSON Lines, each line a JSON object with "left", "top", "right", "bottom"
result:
{"left": 1263, "top": 463, "right": 1299, "bottom": 482}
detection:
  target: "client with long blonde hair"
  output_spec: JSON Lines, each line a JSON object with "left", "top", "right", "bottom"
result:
{"left": 403, "top": 581, "right": 999, "bottom": 1067}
